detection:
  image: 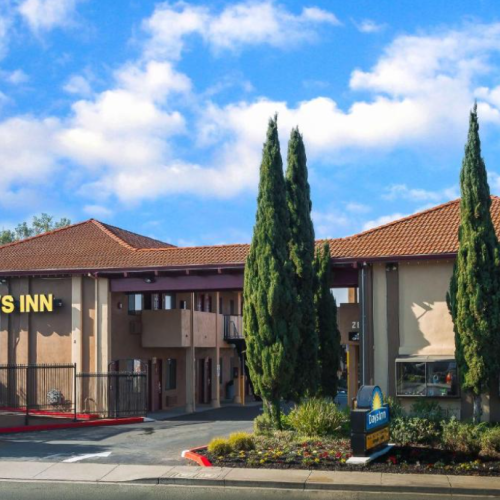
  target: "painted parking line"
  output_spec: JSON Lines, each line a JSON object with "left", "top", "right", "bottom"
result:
{"left": 63, "top": 452, "right": 112, "bottom": 463}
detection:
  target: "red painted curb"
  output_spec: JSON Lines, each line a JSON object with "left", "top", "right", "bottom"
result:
{"left": 0, "top": 417, "right": 144, "bottom": 434}
{"left": 182, "top": 446, "right": 212, "bottom": 467}
{"left": 0, "top": 407, "right": 99, "bottom": 420}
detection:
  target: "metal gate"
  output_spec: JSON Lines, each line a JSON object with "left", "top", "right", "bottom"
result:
{"left": 76, "top": 372, "right": 148, "bottom": 418}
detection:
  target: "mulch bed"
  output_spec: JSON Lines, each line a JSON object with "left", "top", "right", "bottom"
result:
{"left": 198, "top": 438, "right": 500, "bottom": 476}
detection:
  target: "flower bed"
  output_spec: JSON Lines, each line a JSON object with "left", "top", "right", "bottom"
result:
{"left": 197, "top": 433, "right": 500, "bottom": 476}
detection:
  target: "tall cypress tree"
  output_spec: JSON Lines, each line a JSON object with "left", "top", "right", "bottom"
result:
{"left": 314, "top": 242, "right": 341, "bottom": 399}
{"left": 447, "top": 104, "right": 500, "bottom": 423}
{"left": 243, "top": 115, "right": 299, "bottom": 428}
{"left": 285, "top": 128, "right": 319, "bottom": 398}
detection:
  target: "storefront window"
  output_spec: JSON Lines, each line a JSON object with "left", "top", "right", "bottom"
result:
{"left": 397, "top": 361, "right": 426, "bottom": 396}
{"left": 396, "top": 358, "right": 459, "bottom": 397}
{"left": 427, "top": 361, "right": 458, "bottom": 397}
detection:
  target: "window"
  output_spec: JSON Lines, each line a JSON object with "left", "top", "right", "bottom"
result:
{"left": 396, "top": 358, "right": 459, "bottom": 397}
{"left": 219, "top": 297, "right": 223, "bottom": 314}
{"left": 152, "top": 293, "right": 160, "bottom": 310}
{"left": 163, "top": 293, "right": 176, "bottom": 310}
{"left": 179, "top": 300, "right": 187, "bottom": 310}
{"left": 128, "top": 294, "right": 143, "bottom": 315}
{"left": 230, "top": 299, "right": 235, "bottom": 315}
{"left": 165, "top": 359, "right": 177, "bottom": 390}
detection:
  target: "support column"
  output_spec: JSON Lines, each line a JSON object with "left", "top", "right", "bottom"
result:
{"left": 211, "top": 291, "right": 221, "bottom": 408}
{"left": 94, "top": 277, "right": 111, "bottom": 373}
{"left": 0, "top": 279, "right": 10, "bottom": 365}
{"left": 386, "top": 263, "right": 400, "bottom": 397}
{"left": 185, "top": 292, "right": 196, "bottom": 413}
{"left": 359, "top": 264, "right": 374, "bottom": 386}
{"left": 347, "top": 344, "right": 359, "bottom": 408}
{"left": 71, "top": 276, "right": 83, "bottom": 373}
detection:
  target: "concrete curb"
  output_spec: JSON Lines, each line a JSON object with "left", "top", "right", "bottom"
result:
{"left": 1, "top": 461, "right": 499, "bottom": 496}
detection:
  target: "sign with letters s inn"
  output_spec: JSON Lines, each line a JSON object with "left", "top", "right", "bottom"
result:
{"left": 0, "top": 294, "right": 61, "bottom": 314}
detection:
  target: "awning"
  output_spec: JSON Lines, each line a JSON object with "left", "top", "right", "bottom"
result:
{"left": 396, "top": 355, "right": 455, "bottom": 363}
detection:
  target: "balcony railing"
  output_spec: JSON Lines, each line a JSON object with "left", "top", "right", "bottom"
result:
{"left": 223, "top": 315, "right": 244, "bottom": 341}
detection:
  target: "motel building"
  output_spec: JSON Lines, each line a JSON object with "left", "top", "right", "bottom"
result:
{"left": 2, "top": 197, "right": 500, "bottom": 420}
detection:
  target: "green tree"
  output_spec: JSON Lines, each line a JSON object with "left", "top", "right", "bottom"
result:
{"left": 0, "top": 214, "right": 71, "bottom": 245}
{"left": 243, "top": 115, "right": 299, "bottom": 428}
{"left": 314, "top": 242, "right": 341, "bottom": 399}
{"left": 447, "top": 104, "right": 500, "bottom": 423}
{"left": 285, "top": 127, "right": 319, "bottom": 398}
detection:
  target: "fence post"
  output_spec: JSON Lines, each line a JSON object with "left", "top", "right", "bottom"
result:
{"left": 73, "top": 363, "right": 77, "bottom": 422}
{"left": 25, "top": 365, "right": 30, "bottom": 426}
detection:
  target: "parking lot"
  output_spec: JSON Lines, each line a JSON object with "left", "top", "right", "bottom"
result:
{"left": 0, "top": 404, "right": 261, "bottom": 466}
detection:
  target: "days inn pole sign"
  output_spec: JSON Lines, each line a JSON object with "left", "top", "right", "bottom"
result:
{"left": 0, "top": 294, "right": 62, "bottom": 314}
{"left": 350, "top": 385, "right": 390, "bottom": 457}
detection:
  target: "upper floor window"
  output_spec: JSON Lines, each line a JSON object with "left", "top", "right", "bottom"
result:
{"left": 128, "top": 294, "right": 143, "bottom": 315}
{"left": 163, "top": 293, "right": 176, "bottom": 310}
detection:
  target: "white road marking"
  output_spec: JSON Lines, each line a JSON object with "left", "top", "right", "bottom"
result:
{"left": 63, "top": 451, "right": 112, "bottom": 463}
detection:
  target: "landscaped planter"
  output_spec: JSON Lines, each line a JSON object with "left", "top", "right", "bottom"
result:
{"left": 187, "top": 436, "right": 500, "bottom": 476}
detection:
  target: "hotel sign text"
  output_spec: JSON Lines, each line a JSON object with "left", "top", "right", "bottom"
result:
{"left": 0, "top": 294, "right": 58, "bottom": 314}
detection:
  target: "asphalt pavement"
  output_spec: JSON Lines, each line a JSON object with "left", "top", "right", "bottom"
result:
{"left": 0, "top": 404, "right": 261, "bottom": 466}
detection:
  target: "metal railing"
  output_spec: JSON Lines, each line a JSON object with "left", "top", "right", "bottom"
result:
{"left": 0, "top": 364, "right": 76, "bottom": 422}
{"left": 76, "top": 372, "right": 148, "bottom": 418}
{"left": 0, "top": 364, "right": 148, "bottom": 424}
{"left": 223, "top": 315, "right": 245, "bottom": 341}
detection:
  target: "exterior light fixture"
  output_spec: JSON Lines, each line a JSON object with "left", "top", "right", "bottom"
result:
{"left": 144, "top": 277, "right": 156, "bottom": 284}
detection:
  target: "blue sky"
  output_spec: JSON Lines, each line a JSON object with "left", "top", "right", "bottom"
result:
{"left": 2, "top": 0, "right": 500, "bottom": 246}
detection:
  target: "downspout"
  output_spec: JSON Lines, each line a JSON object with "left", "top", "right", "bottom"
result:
{"left": 360, "top": 263, "right": 367, "bottom": 386}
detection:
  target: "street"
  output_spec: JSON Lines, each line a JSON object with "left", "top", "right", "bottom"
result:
{"left": 0, "top": 405, "right": 260, "bottom": 466}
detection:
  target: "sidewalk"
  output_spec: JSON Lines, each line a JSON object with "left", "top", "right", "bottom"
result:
{"left": 1, "top": 461, "right": 499, "bottom": 496}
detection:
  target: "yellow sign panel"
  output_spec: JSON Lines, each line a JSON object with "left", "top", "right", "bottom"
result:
{"left": 365, "top": 426, "right": 389, "bottom": 450}
{"left": 0, "top": 294, "right": 54, "bottom": 314}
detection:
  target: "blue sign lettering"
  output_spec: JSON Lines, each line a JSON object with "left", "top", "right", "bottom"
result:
{"left": 365, "top": 406, "right": 389, "bottom": 431}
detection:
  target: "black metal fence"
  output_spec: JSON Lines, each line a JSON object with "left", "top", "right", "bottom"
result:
{"left": 76, "top": 372, "right": 148, "bottom": 418}
{"left": 0, "top": 364, "right": 76, "bottom": 418}
{"left": 0, "top": 364, "right": 148, "bottom": 424}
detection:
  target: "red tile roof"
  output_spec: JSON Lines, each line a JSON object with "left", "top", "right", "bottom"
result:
{"left": 0, "top": 197, "right": 498, "bottom": 274}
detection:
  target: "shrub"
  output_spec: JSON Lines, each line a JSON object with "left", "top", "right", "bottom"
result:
{"left": 441, "top": 418, "right": 486, "bottom": 455}
{"left": 228, "top": 432, "right": 255, "bottom": 451}
{"left": 254, "top": 412, "right": 274, "bottom": 435}
{"left": 481, "top": 427, "right": 500, "bottom": 455}
{"left": 207, "top": 437, "right": 232, "bottom": 456}
{"left": 410, "top": 400, "right": 444, "bottom": 422}
{"left": 386, "top": 396, "right": 404, "bottom": 420}
{"left": 390, "top": 417, "right": 441, "bottom": 446}
{"left": 288, "top": 398, "right": 347, "bottom": 436}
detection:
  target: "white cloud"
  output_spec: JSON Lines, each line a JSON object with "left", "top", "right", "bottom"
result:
{"left": 355, "top": 19, "right": 386, "bottom": 34}
{"left": 143, "top": 1, "right": 339, "bottom": 60}
{"left": 63, "top": 75, "right": 92, "bottom": 96}
{"left": 0, "top": 116, "right": 61, "bottom": 191}
{"left": 4, "top": 18, "right": 500, "bottom": 209}
{"left": 362, "top": 213, "right": 406, "bottom": 231}
{"left": 312, "top": 209, "right": 351, "bottom": 238}
{"left": 83, "top": 204, "right": 113, "bottom": 218}
{"left": 18, "top": 0, "right": 82, "bottom": 32}
{"left": 346, "top": 202, "right": 371, "bottom": 213}
{"left": 382, "top": 184, "right": 458, "bottom": 202}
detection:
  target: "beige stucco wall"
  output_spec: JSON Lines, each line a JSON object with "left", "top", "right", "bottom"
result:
{"left": 372, "top": 263, "right": 389, "bottom": 395}
{"left": 398, "top": 260, "right": 455, "bottom": 356}
{"left": 142, "top": 309, "right": 191, "bottom": 347}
